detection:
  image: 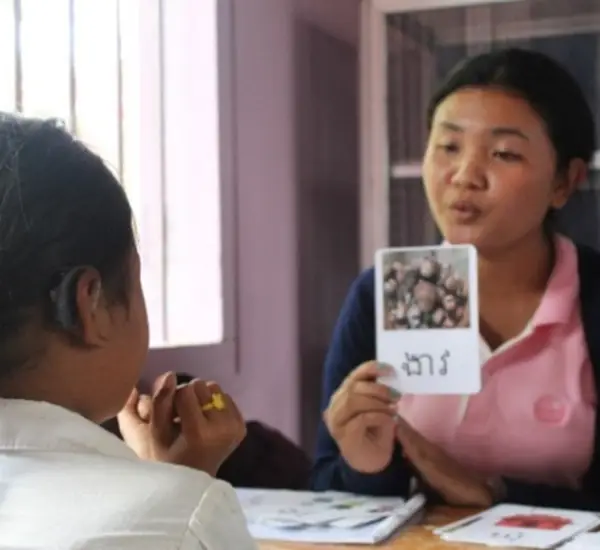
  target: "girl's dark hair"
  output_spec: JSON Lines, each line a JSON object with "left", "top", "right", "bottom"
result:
{"left": 0, "top": 114, "right": 135, "bottom": 376}
{"left": 427, "top": 48, "right": 596, "bottom": 172}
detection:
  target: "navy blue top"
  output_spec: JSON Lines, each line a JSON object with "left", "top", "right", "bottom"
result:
{"left": 311, "top": 244, "right": 600, "bottom": 510}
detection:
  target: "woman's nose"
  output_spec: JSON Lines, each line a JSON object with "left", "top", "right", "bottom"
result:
{"left": 449, "top": 154, "right": 487, "bottom": 190}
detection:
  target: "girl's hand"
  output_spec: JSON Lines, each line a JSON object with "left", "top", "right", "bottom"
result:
{"left": 118, "top": 372, "right": 246, "bottom": 476}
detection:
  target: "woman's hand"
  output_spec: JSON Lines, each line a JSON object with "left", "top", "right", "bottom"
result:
{"left": 117, "top": 372, "right": 247, "bottom": 477}
{"left": 324, "top": 361, "right": 398, "bottom": 474}
{"left": 395, "top": 414, "right": 493, "bottom": 507}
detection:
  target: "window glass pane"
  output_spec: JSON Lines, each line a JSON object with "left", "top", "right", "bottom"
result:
{"left": 20, "top": 0, "right": 71, "bottom": 123}
{"left": 73, "top": 0, "right": 120, "bottom": 176}
{"left": 163, "top": 0, "right": 223, "bottom": 345}
{"left": 0, "top": 1, "right": 16, "bottom": 112}
{"left": 119, "top": 0, "right": 142, "bottom": 217}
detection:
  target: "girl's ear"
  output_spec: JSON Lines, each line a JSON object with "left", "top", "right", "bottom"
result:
{"left": 552, "top": 158, "right": 587, "bottom": 209}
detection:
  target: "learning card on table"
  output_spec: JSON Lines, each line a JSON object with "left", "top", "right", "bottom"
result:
{"left": 375, "top": 245, "right": 481, "bottom": 395}
{"left": 433, "top": 504, "right": 600, "bottom": 549}
{"left": 235, "top": 488, "right": 426, "bottom": 545}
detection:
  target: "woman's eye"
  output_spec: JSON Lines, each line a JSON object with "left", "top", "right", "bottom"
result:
{"left": 436, "top": 143, "right": 459, "bottom": 154}
{"left": 494, "top": 150, "right": 523, "bottom": 162}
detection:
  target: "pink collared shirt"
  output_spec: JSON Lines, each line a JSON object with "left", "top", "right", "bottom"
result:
{"left": 397, "top": 235, "right": 596, "bottom": 488}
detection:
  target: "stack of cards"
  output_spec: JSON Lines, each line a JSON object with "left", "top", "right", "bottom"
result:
{"left": 375, "top": 245, "right": 481, "bottom": 395}
{"left": 434, "top": 505, "right": 600, "bottom": 548}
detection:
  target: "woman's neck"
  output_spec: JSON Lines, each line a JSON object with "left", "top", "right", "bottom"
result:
{"left": 477, "top": 231, "right": 554, "bottom": 301}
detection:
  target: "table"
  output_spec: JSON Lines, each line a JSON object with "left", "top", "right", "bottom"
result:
{"left": 257, "top": 506, "right": 495, "bottom": 549}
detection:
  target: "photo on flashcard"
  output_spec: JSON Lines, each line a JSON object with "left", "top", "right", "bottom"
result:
{"left": 375, "top": 245, "right": 480, "bottom": 395}
{"left": 381, "top": 247, "right": 470, "bottom": 330}
{"left": 495, "top": 513, "right": 573, "bottom": 531}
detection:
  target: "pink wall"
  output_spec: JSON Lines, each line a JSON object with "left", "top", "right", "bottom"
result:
{"left": 144, "top": 0, "right": 360, "bottom": 446}
{"left": 296, "top": 0, "right": 361, "bottom": 44}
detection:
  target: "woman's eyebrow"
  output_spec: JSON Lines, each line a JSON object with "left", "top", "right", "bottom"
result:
{"left": 490, "top": 126, "right": 529, "bottom": 141}
{"left": 437, "top": 120, "right": 529, "bottom": 141}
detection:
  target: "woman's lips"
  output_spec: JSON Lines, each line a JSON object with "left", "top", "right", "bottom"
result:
{"left": 448, "top": 200, "right": 482, "bottom": 222}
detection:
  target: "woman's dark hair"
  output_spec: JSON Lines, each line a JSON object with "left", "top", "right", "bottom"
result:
{"left": 0, "top": 113, "right": 135, "bottom": 376}
{"left": 427, "top": 48, "right": 596, "bottom": 172}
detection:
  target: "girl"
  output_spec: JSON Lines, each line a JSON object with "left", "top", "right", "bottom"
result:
{"left": 0, "top": 115, "right": 255, "bottom": 549}
{"left": 312, "top": 48, "right": 600, "bottom": 510}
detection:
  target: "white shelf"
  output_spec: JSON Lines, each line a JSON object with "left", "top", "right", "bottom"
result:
{"left": 391, "top": 151, "right": 600, "bottom": 180}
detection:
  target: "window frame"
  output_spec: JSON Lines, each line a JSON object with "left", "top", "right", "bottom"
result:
{"left": 143, "top": 0, "right": 239, "bottom": 373}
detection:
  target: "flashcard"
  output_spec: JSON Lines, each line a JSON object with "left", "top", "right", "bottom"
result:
{"left": 375, "top": 245, "right": 480, "bottom": 394}
{"left": 438, "top": 504, "right": 600, "bottom": 549}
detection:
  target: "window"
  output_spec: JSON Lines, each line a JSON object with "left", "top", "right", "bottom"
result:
{"left": 2, "top": 0, "right": 228, "bottom": 349}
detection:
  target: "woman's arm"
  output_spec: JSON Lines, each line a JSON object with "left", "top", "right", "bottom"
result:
{"left": 310, "top": 268, "right": 412, "bottom": 496}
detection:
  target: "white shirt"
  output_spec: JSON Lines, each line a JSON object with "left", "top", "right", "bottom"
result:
{"left": 0, "top": 399, "right": 258, "bottom": 550}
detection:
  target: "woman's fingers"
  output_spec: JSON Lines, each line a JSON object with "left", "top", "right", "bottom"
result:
{"left": 352, "top": 380, "right": 397, "bottom": 403}
{"left": 343, "top": 361, "right": 394, "bottom": 387}
{"left": 325, "top": 360, "right": 399, "bottom": 438}
{"left": 328, "top": 383, "right": 397, "bottom": 427}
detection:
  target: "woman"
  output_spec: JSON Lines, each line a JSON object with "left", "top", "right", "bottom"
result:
{"left": 0, "top": 115, "right": 255, "bottom": 549}
{"left": 312, "top": 48, "right": 600, "bottom": 510}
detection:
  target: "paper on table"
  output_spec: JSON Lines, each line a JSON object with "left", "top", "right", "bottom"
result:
{"left": 235, "top": 488, "right": 426, "bottom": 545}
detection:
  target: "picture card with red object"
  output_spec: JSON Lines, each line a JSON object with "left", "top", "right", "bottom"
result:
{"left": 434, "top": 504, "right": 600, "bottom": 549}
